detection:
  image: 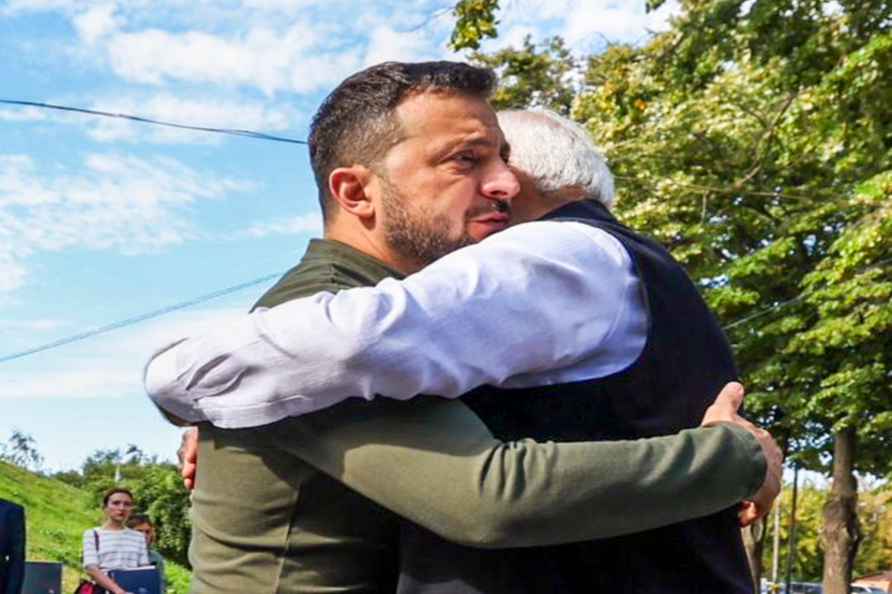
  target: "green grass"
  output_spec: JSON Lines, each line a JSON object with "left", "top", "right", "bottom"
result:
{"left": 0, "top": 461, "right": 191, "bottom": 593}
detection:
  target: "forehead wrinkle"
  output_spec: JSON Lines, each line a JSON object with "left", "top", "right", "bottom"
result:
{"left": 433, "top": 129, "right": 505, "bottom": 155}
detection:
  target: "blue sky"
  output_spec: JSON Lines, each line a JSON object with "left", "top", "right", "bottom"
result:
{"left": 0, "top": 0, "right": 681, "bottom": 471}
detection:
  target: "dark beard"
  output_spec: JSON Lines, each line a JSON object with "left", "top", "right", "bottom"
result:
{"left": 380, "top": 177, "right": 477, "bottom": 267}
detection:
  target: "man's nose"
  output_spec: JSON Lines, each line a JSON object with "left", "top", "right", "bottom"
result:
{"left": 481, "top": 160, "right": 520, "bottom": 202}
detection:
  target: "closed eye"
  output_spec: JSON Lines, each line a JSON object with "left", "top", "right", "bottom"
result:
{"left": 453, "top": 152, "right": 478, "bottom": 165}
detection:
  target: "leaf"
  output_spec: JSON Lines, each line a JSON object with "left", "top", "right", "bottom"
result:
{"left": 449, "top": 0, "right": 500, "bottom": 51}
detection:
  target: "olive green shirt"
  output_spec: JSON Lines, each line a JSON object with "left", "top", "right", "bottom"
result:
{"left": 188, "top": 238, "right": 766, "bottom": 594}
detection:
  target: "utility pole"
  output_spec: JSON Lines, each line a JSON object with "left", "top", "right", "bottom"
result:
{"left": 772, "top": 493, "right": 781, "bottom": 584}
{"left": 784, "top": 464, "right": 800, "bottom": 594}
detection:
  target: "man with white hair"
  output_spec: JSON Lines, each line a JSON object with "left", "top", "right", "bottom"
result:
{"left": 148, "top": 96, "right": 776, "bottom": 593}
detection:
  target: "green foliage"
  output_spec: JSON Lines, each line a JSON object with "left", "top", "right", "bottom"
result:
{"left": 471, "top": 36, "right": 577, "bottom": 114}
{"left": 1, "top": 459, "right": 192, "bottom": 593}
{"left": 766, "top": 484, "right": 828, "bottom": 582}
{"left": 762, "top": 483, "right": 892, "bottom": 582}
{"left": 855, "top": 486, "right": 892, "bottom": 577}
{"left": 52, "top": 469, "right": 87, "bottom": 489}
{"left": 468, "top": 4, "right": 892, "bottom": 581}
{"left": 571, "top": 2, "right": 892, "bottom": 478}
{"left": 0, "top": 458, "right": 94, "bottom": 587}
{"left": 464, "top": 0, "right": 892, "bottom": 475}
{"left": 450, "top": 0, "right": 500, "bottom": 51}
{"left": 129, "top": 465, "right": 192, "bottom": 567}
{"left": 75, "top": 446, "right": 192, "bottom": 567}
{"left": 0, "top": 430, "right": 44, "bottom": 471}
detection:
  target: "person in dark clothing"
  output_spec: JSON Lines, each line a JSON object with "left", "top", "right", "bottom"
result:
{"left": 126, "top": 515, "right": 166, "bottom": 594}
{"left": 0, "top": 499, "right": 25, "bottom": 594}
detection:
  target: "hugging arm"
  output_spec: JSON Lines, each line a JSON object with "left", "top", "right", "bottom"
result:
{"left": 265, "top": 389, "right": 769, "bottom": 548}
{"left": 146, "top": 221, "right": 642, "bottom": 427}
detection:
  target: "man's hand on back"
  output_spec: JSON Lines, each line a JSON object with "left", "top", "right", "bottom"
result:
{"left": 178, "top": 427, "right": 198, "bottom": 490}
{"left": 700, "top": 382, "right": 783, "bottom": 527}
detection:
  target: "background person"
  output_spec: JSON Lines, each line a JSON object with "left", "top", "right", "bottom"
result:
{"left": 126, "top": 515, "right": 165, "bottom": 594}
{"left": 82, "top": 488, "right": 149, "bottom": 594}
{"left": 0, "top": 498, "right": 25, "bottom": 594}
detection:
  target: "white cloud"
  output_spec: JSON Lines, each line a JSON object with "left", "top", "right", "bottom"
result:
{"left": 238, "top": 212, "right": 322, "bottom": 238}
{"left": 103, "top": 23, "right": 360, "bottom": 95}
{"left": 0, "top": 254, "right": 27, "bottom": 292}
{"left": 288, "top": 51, "right": 363, "bottom": 94}
{"left": 496, "top": 25, "right": 539, "bottom": 49}
{"left": 0, "top": 155, "right": 58, "bottom": 206}
{"left": 83, "top": 93, "right": 296, "bottom": 144}
{"left": 4, "top": 0, "right": 449, "bottom": 95}
{"left": 238, "top": 0, "right": 327, "bottom": 11}
{"left": 3, "top": 367, "right": 137, "bottom": 399}
{"left": 0, "top": 0, "right": 83, "bottom": 15}
{"left": 0, "top": 153, "right": 254, "bottom": 291}
{"left": 489, "top": 0, "right": 683, "bottom": 50}
{"left": 0, "top": 107, "right": 47, "bottom": 122}
{"left": 363, "top": 24, "right": 441, "bottom": 66}
{"left": 1, "top": 306, "right": 247, "bottom": 399}
{"left": 0, "top": 318, "right": 68, "bottom": 331}
{"left": 568, "top": 0, "right": 682, "bottom": 44}
{"left": 72, "top": 3, "right": 119, "bottom": 45}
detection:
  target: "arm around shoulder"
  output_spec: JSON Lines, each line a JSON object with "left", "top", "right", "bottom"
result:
{"left": 270, "top": 397, "right": 766, "bottom": 548}
{"left": 143, "top": 221, "right": 634, "bottom": 427}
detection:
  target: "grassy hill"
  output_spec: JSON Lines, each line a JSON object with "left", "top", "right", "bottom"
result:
{"left": 0, "top": 460, "right": 190, "bottom": 593}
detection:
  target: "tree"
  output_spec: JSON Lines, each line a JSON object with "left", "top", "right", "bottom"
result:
{"left": 765, "top": 484, "right": 828, "bottom": 583}
{"left": 449, "top": 0, "right": 500, "bottom": 51}
{"left": 464, "top": 1, "right": 892, "bottom": 590}
{"left": 0, "top": 429, "right": 44, "bottom": 471}
{"left": 571, "top": 4, "right": 892, "bottom": 591}
{"left": 761, "top": 483, "right": 892, "bottom": 583}
{"left": 854, "top": 485, "right": 892, "bottom": 578}
{"left": 470, "top": 36, "right": 578, "bottom": 115}
{"left": 129, "top": 465, "right": 192, "bottom": 567}
{"left": 78, "top": 446, "right": 191, "bottom": 566}
{"left": 51, "top": 469, "right": 86, "bottom": 488}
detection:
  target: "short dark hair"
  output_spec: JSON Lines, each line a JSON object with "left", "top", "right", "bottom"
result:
{"left": 102, "top": 487, "right": 134, "bottom": 507}
{"left": 308, "top": 61, "right": 496, "bottom": 221}
{"left": 127, "top": 514, "right": 151, "bottom": 528}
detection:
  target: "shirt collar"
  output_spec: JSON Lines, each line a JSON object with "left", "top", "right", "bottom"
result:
{"left": 305, "top": 238, "right": 406, "bottom": 282}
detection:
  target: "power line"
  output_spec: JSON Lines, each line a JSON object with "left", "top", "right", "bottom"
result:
{"left": 722, "top": 254, "right": 892, "bottom": 332}
{"left": 723, "top": 293, "right": 809, "bottom": 331}
{"left": 612, "top": 173, "right": 815, "bottom": 203}
{"left": 2, "top": 97, "right": 887, "bottom": 361}
{"left": 2, "top": 99, "right": 825, "bottom": 202}
{"left": 0, "top": 272, "right": 283, "bottom": 364}
{"left": 0, "top": 99, "right": 308, "bottom": 145}
{"left": 3, "top": 252, "right": 889, "bottom": 365}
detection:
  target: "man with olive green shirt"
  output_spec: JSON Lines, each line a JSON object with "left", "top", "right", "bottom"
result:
{"left": 154, "top": 62, "right": 780, "bottom": 593}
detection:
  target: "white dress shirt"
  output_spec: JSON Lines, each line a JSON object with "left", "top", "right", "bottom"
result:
{"left": 144, "top": 221, "right": 648, "bottom": 428}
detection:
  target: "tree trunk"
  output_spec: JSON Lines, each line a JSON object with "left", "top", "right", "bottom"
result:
{"left": 822, "top": 427, "right": 861, "bottom": 594}
{"left": 743, "top": 518, "right": 767, "bottom": 594}
{"left": 771, "top": 501, "right": 781, "bottom": 583}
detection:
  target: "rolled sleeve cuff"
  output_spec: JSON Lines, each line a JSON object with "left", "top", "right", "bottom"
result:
{"left": 144, "top": 338, "right": 202, "bottom": 425}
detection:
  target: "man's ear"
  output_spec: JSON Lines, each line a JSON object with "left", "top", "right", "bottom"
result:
{"left": 328, "top": 165, "right": 375, "bottom": 221}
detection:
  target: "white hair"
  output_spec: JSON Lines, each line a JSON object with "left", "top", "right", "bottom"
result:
{"left": 497, "top": 109, "right": 615, "bottom": 208}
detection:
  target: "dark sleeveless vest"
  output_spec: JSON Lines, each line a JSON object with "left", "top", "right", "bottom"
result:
{"left": 395, "top": 199, "right": 752, "bottom": 594}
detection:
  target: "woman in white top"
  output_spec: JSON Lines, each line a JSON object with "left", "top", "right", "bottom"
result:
{"left": 82, "top": 487, "right": 149, "bottom": 594}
